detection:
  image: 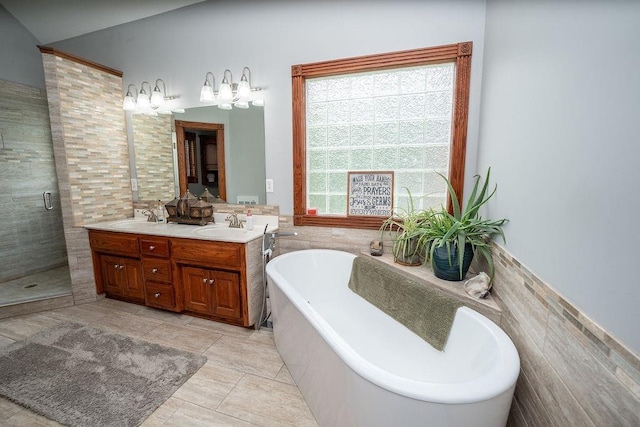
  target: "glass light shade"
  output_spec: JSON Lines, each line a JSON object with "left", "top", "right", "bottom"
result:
{"left": 137, "top": 92, "right": 150, "bottom": 110}
{"left": 237, "top": 79, "right": 251, "bottom": 101}
{"left": 234, "top": 101, "right": 249, "bottom": 109}
{"left": 218, "top": 82, "right": 233, "bottom": 103}
{"left": 218, "top": 103, "right": 232, "bottom": 110}
{"left": 150, "top": 89, "right": 164, "bottom": 109}
{"left": 200, "top": 84, "right": 215, "bottom": 102}
{"left": 123, "top": 94, "right": 136, "bottom": 111}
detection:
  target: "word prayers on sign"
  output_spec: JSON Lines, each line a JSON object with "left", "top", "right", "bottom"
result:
{"left": 347, "top": 171, "right": 394, "bottom": 217}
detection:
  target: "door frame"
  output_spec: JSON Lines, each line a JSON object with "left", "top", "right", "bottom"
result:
{"left": 175, "top": 120, "right": 226, "bottom": 201}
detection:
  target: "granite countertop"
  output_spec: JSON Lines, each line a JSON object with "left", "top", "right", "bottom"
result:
{"left": 84, "top": 213, "right": 279, "bottom": 244}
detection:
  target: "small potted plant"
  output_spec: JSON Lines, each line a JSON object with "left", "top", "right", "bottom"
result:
{"left": 379, "top": 188, "right": 431, "bottom": 266}
{"left": 421, "top": 168, "right": 507, "bottom": 281}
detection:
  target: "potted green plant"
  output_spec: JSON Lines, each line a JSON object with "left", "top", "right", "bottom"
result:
{"left": 420, "top": 168, "right": 507, "bottom": 281}
{"left": 379, "top": 188, "right": 431, "bottom": 266}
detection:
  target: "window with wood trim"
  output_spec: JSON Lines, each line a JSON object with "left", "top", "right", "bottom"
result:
{"left": 292, "top": 41, "right": 472, "bottom": 229}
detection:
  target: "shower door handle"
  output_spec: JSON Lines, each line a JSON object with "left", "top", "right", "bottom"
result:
{"left": 43, "top": 191, "right": 53, "bottom": 210}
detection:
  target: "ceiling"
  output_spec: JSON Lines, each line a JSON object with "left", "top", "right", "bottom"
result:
{"left": 1, "top": 0, "right": 206, "bottom": 44}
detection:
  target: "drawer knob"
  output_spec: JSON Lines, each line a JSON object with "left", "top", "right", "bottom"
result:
{"left": 202, "top": 278, "right": 207, "bottom": 283}
{"left": 151, "top": 268, "right": 159, "bottom": 273}
{"left": 118, "top": 265, "right": 124, "bottom": 270}
{"left": 208, "top": 279, "right": 215, "bottom": 285}
{"left": 114, "top": 264, "right": 119, "bottom": 269}
{"left": 149, "top": 245, "right": 156, "bottom": 251}
{"left": 154, "top": 292, "right": 161, "bottom": 298}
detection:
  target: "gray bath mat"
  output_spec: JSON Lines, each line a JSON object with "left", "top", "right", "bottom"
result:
{"left": 0, "top": 322, "right": 206, "bottom": 426}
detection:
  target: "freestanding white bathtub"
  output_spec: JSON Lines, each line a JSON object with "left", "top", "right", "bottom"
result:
{"left": 266, "top": 249, "right": 520, "bottom": 427}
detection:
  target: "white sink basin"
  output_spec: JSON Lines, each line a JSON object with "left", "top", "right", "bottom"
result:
{"left": 192, "top": 226, "right": 249, "bottom": 239}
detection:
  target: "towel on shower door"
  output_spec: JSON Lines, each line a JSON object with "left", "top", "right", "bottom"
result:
{"left": 348, "top": 255, "right": 463, "bottom": 351}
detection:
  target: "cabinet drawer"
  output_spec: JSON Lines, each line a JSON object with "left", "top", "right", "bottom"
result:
{"left": 144, "top": 282, "right": 177, "bottom": 311}
{"left": 142, "top": 258, "right": 171, "bottom": 283}
{"left": 140, "top": 237, "right": 170, "bottom": 257}
{"left": 89, "top": 230, "right": 139, "bottom": 256}
{"left": 171, "top": 238, "right": 243, "bottom": 268}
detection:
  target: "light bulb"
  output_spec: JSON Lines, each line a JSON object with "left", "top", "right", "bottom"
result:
{"left": 237, "top": 79, "right": 251, "bottom": 101}
{"left": 150, "top": 88, "right": 164, "bottom": 109}
{"left": 137, "top": 90, "right": 150, "bottom": 110}
{"left": 200, "top": 83, "right": 215, "bottom": 102}
{"left": 123, "top": 93, "right": 136, "bottom": 111}
{"left": 218, "top": 82, "right": 233, "bottom": 104}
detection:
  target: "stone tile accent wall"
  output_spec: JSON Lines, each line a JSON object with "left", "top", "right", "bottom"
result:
{"left": 488, "top": 245, "right": 640, "bottom": 427}
{"left": 0, "top": 80, "right": 68, "bottom": 282}
{"left": 42, "top": 52, "right": 131, "bottom": 304}
{"left": 42, "top": 54, "right": 131, "bottom": 226}
{"left": 275, "top": 216, "right": 640, "bottom": 426}
{"left": 131, "top": 114, "right": 174, "bottom": 203}
{"left": 214, "top": 204, "right": 280, "bottom": 217}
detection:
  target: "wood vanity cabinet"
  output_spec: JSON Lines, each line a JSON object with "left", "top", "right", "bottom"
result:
{"left": 172, "top": 238, "right": 245, "bottom": 325}
{"left": 88, "top": 229, "right": 260, "bottom": 327}
{"left": 89, "top": 231, "right": 144, "bottom": 304}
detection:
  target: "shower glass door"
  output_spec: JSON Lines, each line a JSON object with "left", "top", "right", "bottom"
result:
{"left": 0, "top": 79, "right": 72, "bottom": 307}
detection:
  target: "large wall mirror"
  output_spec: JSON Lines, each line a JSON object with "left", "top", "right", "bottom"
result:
{"left": 128, "top": 105, "right": 266, "bottom": 205}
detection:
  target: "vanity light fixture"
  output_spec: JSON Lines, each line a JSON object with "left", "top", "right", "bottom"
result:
{"left": 198, "top": 67, "right": 264, "bottom": 109}
{"left": 123, "top": 78, "right": 177, "bottom": 114}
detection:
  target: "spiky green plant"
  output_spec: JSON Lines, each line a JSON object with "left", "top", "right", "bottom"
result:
{"left": 419, "top": 168, "right": 508, "bottom": 280}
{"left": 379, "top": 188, "right": 431, "bottom": 265}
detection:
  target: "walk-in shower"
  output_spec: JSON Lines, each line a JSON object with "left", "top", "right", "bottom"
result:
{"left": 0, "top": 79, "right": 72, "bottom": 308}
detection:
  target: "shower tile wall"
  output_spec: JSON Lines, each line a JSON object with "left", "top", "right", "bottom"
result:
{"left": 0, "top": 79, "right": 67, "bottom": 283}
{"left": 276, "top": 216, "right": 640, "bottom": 426}
{"left": 41, "top": 50, "right": 131, "bottom": 303}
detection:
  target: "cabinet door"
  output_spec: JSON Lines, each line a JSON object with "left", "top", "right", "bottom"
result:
{"left": 182, "top": 266, "right": 213, "bottom": 315}
{"left": 211, "top": 270, "right": 242, "bottom": 320}
{"left": 99, "top": 255, "right": 143, "bottom": 301}
{"left": 101, "top": 254, "right": 123, "bottom": 296}
{"left": 121, "top": 257, "right": 144, "bottom": 300}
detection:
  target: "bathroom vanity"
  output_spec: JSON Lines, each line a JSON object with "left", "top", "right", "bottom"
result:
{"left": 86, "top": 214, "right": 277, "bottom": 327}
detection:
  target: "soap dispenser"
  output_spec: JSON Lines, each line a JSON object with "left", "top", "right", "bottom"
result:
{"left": 156, "top": 200, "right": 165, "bottom": 223}
{"left": 246, "top": 210, "right": 254, "bottom": 230}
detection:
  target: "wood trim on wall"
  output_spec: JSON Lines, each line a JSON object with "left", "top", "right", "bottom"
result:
{"left": 37, "top": 46, "right": 123, "bottom": 77}
{"left": 292, "top": 41, "right": 473, "bottom": 228}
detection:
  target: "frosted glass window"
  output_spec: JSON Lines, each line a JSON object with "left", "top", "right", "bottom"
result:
{"left": 306, "top": 63, "right": 454, "bottom": 214}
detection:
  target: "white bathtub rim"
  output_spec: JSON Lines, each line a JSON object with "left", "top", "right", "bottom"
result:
{"left": 267, "top": 249, "right": 520, "bottom": 405}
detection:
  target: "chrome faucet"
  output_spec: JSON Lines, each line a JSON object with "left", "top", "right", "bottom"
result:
{"left": 225, "top": 213, "right": 245, "bottom": 228}
{"left": 142, "top": 209, "right": 157, "bottom": 222}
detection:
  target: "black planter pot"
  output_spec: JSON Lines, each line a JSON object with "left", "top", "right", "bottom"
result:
{"left": 432, "top": 243, "right": 474, "bottom": 281}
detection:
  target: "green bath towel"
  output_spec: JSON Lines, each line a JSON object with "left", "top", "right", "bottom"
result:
{"left": 348, "top": 255, "right": 463, "bottom": 351}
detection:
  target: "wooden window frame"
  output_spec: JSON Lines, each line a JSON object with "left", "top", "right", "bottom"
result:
{"left": 292, "top": 41, "right": 472, "bottom": 229}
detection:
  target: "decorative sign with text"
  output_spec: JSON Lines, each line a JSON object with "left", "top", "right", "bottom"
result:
{"left": 347, "top": 171, "right": 394, "bottom": 217}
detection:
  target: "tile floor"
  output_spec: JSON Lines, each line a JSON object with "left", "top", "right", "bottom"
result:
{"left": 0, "top": 298, "right": 318, "bottom": 426}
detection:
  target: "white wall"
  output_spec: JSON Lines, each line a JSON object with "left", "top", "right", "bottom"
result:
{"left": 479, "top": 0, "right": 640, "bottom": 353}
{"left": 0, "top": 5, "right": 45, "bottom": 88}
{"left": 51, "top": 0, "right": 487, "bottom": 214}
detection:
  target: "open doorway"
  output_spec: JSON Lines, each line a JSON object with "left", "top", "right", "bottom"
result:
{"left": 175, "top": 120, "right": 226, "bottom": 201}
